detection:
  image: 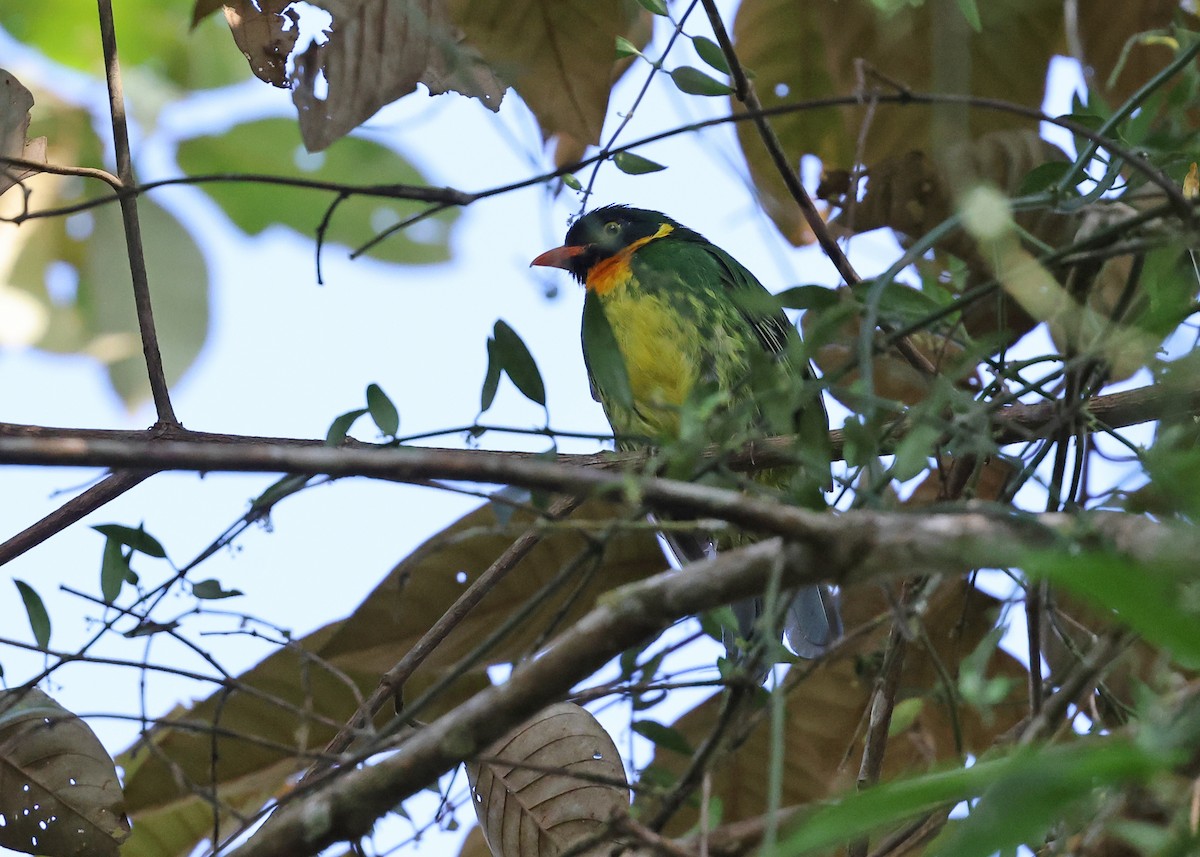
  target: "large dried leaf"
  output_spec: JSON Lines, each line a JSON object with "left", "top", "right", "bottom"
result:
{"left": 116, "top": 498, "right": 663, "bottom": 857}
{"left": 468, "top": 702, "right": 629, "bottom": 857}
{"left": 0, "top": 70, "right": 46, "bottom": 197}
{"left": 640, "top": 580, "right": 1026, "bottom": 835}
{"left": 733, "top": 0, "right": 1064, "bottom": 242}
{"left": 821, "top": 131, "right": 1077, "bottom": 346}
{"left": 291, "top": 0, "right": 504, "bottom": 151}
{"left": 448, "top": 0, "right": 647, "bottom": 144}
{"left": 0, "top": 688, "right": 130, "bottom": 857}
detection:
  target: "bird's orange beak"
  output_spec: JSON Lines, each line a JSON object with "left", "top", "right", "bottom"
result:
{"left": 530, "top": 244, "right": 585, "bottom": 269}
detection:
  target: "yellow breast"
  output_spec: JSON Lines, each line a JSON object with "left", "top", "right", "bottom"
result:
{"left": 593, "top": 284, "right": 699, "bottom": 437}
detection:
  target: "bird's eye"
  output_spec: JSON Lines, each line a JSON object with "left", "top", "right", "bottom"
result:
{"left": 603, "top": 221, "right": 621, "bottom": 235}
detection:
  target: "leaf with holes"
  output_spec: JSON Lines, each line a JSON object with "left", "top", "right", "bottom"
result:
{"left": 0, "top": 70, "right": 47, "bottom": 198}
{"left": 450, "top": 0, "right": 651, "bottom": 144}
{"left": 0, "top": 688, "right": 130, "bottom": 857}
{"left": 468, "top": 702, "right": 629, "bottom": 857}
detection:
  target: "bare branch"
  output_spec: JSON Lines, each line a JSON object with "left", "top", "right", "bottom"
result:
{"left": 0, "top": 470, "right": 152, "bottom": 565}
{"left": 97, "top": 0, "right": 177, "bottom": 424}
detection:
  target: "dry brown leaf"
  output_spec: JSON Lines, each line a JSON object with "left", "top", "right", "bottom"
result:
{"left": 293, "top": 0, "right": 504, "bottom": 151}
{"left": 0, "top": 688, "right": 131, "bottom": 857}
{"left": 641, "top": 580, "right": 1026, "bottom": 836}
{"left": 449, "top": 0, "right": 647, "bottom": 145}
{"left": 0, "top": 70, "right": 47, "bottom": 198}
{"left": 1075, "top": 1, "right": 1200, "bottom": 109}
{"left": 468, "top": 702, "right": 629, "bottom": 857}
{"left": 457, "top": 826, "right": 495, "bottom": 857}
{"left": 822, "top": 131, "right": 1084, "bottom": 346}
{"left": 733, "top": 0, "right": 1064, "bottom": 243}
{"left": 221, "top": 0, "right": 298, "bottom": 87}
{"left": 906, "top": 455, "right": 1017, "bottom": 505}
{"left": 191, "top": 0, "right": 226, "bottom": 27}
{"left": 115, "top": 498, "right": 663, "bottom": 857}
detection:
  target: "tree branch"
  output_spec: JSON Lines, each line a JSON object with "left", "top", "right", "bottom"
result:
{"left": 97, "top": 0, "right": 177, "bottom": 425}
{"left": 0, "top": 469, "right": 152, "bottom": 565}
{"left": 224, "top": 510, "right": 1191, "bottom": 857}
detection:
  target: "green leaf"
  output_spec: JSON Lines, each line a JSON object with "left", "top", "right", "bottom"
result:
{"left": 100, "top": 538, "right": 132, "bottom": 605}
{"left": 176, "top": 119, "right": 456, "bottom": 264}
{"left": 492, "top": 320, "right": 546, "bottom": 407}
{"left": 192, "top": 579, "right": 244, "bottom": 600}
{"left": 699, "top": 606, "right": 739, "bottom": 642}
{"left": 4, "top": 0, "right": 248, "bottom": 90}
{"left": 124, "top": 621, "right": 179, "bottom": 638}
{"left": 615, "top": 35, "right": 643, "bottom": 58}
{"left": 10, "top": 184, "right": 210, "bottom": 408}
{"left": 890, "top": 422, "right": 941, "bottom": 482}
{"left": 1024, "top": 549, "right": 1200, "bottom": 669}
{"left": 582, "top": 290, "right": 634, "bottom": 410}
{"left": 775, "top": 285, "right": 840, "bottom": 311}
{"left": 954, "top": 0, "right": 982, "bottom": 31}
{"left": 613, "top": 151, "right": 667, "bottom": 175}
{"left": 480, "top": 338, "right": 503, "bottom": 413}
{"left": 633, "top": 0, "right": 668, "bottom": 15}
{"left": 326, "top": 408, "right": 368, "bottom": 446}
{"left": 15, "top": 580, "right": 50, "bottom": 649}
{"left": 1017, "top": 161, "right": 1075, "bottom": 196}
{"left": 366, "top": 383, "right": 400, "bottom": 437}
{"left": 851, "top": 279, "right": 945, "bottom": 328}
{"left": 632, "top": 720, "right": 694, "bottom": 756}
{"left": 251, "top": 474, "right": 311, "bottom": 511}
{"left": 776, "top": 741, "right": 1161, "bottom": 856}
{"left": 669, "top": 65, "right": 733, "bottom": 96}
{"left": 692, "top": 35, "right": 731, "bottom": 74}
{"left": 92, "top": 523, "right": 167, "bottom": 558}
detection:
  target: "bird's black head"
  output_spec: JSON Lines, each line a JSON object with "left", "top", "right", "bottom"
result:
{"left": 531, "top": 205, "right": 692, "bottom": 284}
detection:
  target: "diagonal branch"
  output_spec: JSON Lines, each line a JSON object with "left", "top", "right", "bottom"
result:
{"left": 224, "top": 510, "right": 1191, "bottom": 857}
{"left": 0, "top": 469, "right": 152, "bottom": 565}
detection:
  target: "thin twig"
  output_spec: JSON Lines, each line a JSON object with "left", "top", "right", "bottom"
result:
{"left": 304, "top": 494, "right": 582, "bottom": 779}
{"left": 96, "top": 0, "right": 177, "bottom": 425}
{"left": 699, "top": 0, "right": 938, "bottom": 380}
{"left": 848, "top": 607, "right": 910, "bottom": 857}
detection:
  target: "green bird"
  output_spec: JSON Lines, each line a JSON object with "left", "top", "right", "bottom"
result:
{"left": 532, "top": 205, "right": 840, "bottom": 659}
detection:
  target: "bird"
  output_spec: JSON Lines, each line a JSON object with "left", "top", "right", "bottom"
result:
{"left": 531, "top": 204, "right": 841, "bottom": 661}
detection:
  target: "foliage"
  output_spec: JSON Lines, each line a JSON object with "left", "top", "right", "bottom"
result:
{"left": 1, "top": 1, "right": 1200, "bottom": 857}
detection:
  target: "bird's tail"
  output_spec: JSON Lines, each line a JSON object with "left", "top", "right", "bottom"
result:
{"left": 725, "top": 585, "right": 842, "bottom": 663}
